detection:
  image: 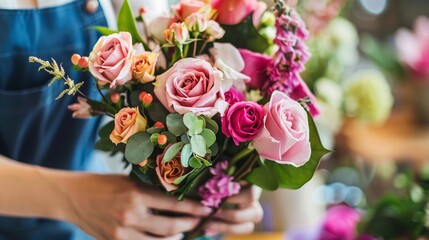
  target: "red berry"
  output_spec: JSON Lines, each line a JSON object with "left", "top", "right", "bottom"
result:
{"left": 138, "top": 91, "right": 148, "bottom": 102}
{"left": 142, "top": 93, "right": 153, "bottom": 105}
{"left": 71, "top": 54, "right": 81, "bottom": 65}
{"left": 154, "top": 121, "right": 165, "bottom": 129}
{"left": 157, "top": 134, "right": 168, "bottom": 145}
{"left": 110, "top": 92, "right": 121, "bottom": 103}
{"left": 78, "top": 56, "right": 89, "bottom": 68}
{"left": 139, "top": 7, "right": 146, "bottom": 15}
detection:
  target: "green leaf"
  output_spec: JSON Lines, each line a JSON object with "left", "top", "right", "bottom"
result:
{"left": 92, "top": 26, "right": 117, "bottom": 36}
{"left": 209, "top": 142, "right": 219, "bottom": 157}
{"left": 148, "top": 102, "right": 169, "bottom": 123}
{"left": 163, "top": 142, "right": 184, "bottom": 163}
{"left": 219, "top": 14, "right": 270, "bottom": 53}
{"left": 98, "top": 121, "right": 114, "bottom": 139}
{"left": 203, "top": 116, "right": 219, "bottom": 134}
{"left": 166, "top": 113, "right": 187, "bottom": 136}
{"left": 190, "top": 135, "right": 206, "bottom": 157}
{"left": 200, "top": 129, "right": 216, "bottom": 147}
{"left": 245, "top": 164, "right": 279, "bottom": 191}
{"left": 181, "top": 134, "right": 190, "bottom": 144}
{"left": 181, "top": 144, "right": 192, "bottom": 167}
{"left": 117, "top": 0, "right": 148, "bottom": 48}
{"left": 271, "top": 112, "right": 330, "bottom": 189}
{"left": 173, "top": 169, "right": 195, "bottom": 185}
{"left": 189, "top": 156, "right": 202, "bottom": 168}
{"left": 183, "top": 112, "right": 198, "bottom": 129}
{"left": 94, "top": 138, "right": 116, "bottom": 152}
{"left": 146, "top": 127, "right": 163, "bottom": 134}
{"left": 125, "top": 132, "right": 154, "bottom": 164}
{"left": 188, "top": 118, "right": 204, "bottom": 136}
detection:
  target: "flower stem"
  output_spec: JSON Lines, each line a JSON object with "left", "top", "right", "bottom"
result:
{"left": 230, "top": 146, "right": 255, "bottom": 165}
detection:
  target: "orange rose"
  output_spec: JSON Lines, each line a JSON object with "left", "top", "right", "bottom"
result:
{"left": 155, "top": 146, "right": 186, "bottom": 191}
{"left": 132, "top": 52, "right": 158, "bottom": 83}
{"left": 110, "top": 107, "right": 147, "bottom": 145}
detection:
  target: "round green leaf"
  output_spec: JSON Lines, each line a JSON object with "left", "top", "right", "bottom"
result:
{"left": 189, "top": 157, "right": 202, "bottom": 168}
{"left": 125, "top": 132, "right": 154, "bottom": 164}
{"left": 190, "top": 135, "right": 206, "bottom": 157}
{"left": 200, "top": 129, "right": 216, "bottom": 147}
{"left": 188, "top": 119, "right": 204, "bottom": 136}
{"left": 166, "top": 113, "right": 187, "bottom": 136}
{"left": 183, "top": 112, "right": 198, "bottom": 129}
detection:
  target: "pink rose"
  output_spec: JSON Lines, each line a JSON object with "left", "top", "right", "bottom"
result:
{"left": 211, "top": 0, "right": 267, "bottom": 26}
{"left": 172, "top": 0, "right": 207, "bottom": 21}
{"left": 224, "top": 87, "right": 244, "bottom": 105}
{"left": 88, "top": 32, "right": 134, "bottom": 89}
{"left": 222, "top": 101, "right": 264, "bottom": 145}
{"left": 155, "top": 145, "right": 186, "bottom": 191}
{"left": 319, "top": 205, "right": 361, "bottom": 240}
{"left": 239, "top": 48, "right": 272, "bottom": 89}
{"left": 164, "top": 22, "right": 189, "bottom": 45}
{"left": 154, "top": 58, "right": 228, "bottom": 117}
{"left": 253, "top": 91, "right": 311, "bottom": 166}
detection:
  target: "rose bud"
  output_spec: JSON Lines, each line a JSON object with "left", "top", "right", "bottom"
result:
{"left": 71, "top": 53, "right": 81, "bottom": 65}
{"left": 139, "top": 7, "right": 146, "bottom": 15}
{"left": 164, "top": 22, "right": 189, "bottom": 45}
{"left": 185, "top": 12, "right": 209, "bottom": 32}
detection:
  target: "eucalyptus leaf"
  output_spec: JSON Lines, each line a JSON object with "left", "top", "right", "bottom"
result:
{"left": 146, "top": 127, "right": 163, "bottom": 134}
{"left": 181, "top": 144, "right": 192, "bottom": 167}
{"left": 125, "top": 132, "right": 154, "bottom": 164}
{"left": 148, "top": 102, "right": 169, "bottom": 122}
{"left": 183, "top": 112, "right": 198, "bottom": 129}
{"left": 187, "top": 119, "right": 204, "bottom": 136}
{"left": 189, "top": 157, "right": 202, "bottom": 168}
{"left": 190, "top": 135, "right": 206, "bottom": 157}
{"left": 200, "top": 129, "right": 216, "bottom": 147}
{"left": 173, "top": 169, "right": 195, "bottom": 185}
{"left": 163, "top": 142, "right": 185, "bottom": 163}
{"left": 181, "top": 134, "right": 190, "bottom": 144}
{"left": 166, "top": 113, "right": 187, "bottom": 136}
{"left": 203, "top": 116, "right": 219, "bottom": 134}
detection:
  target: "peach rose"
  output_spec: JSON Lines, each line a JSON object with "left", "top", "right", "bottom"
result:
{"left": 132, "top": 51, "right": 159, "bottom": 83}
{"left": 155, "top": 145, "right": 186, "bottom": 191}
{"left": 172, "top": 0, "right": 207, "bottom": 21}
{"left": 88, "top": 32, "right": 134, "bottom": 89}
{"left": 110, "top": 107, "right": 147, "bottom": 145}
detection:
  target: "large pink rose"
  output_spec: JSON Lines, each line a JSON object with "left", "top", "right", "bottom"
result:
{"left": 253, "top": 90, "right": 311, "bottom": 166}
{"left": 239, "top": 48, "right": 272, "bottom": 89}
{"left": 211, "top": 0, "right": 267, "bottom": 26}
{"left": 172, "top": 0, "right": 207, "bottom": 21}
{"left": 154, "top": 58, "right": 228, "bottom": 117}
{"left": 88, "top": 32, "right": 134, "bottom": 89}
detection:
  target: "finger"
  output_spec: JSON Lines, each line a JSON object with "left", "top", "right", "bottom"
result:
{"left": 205, "top": 221, "right": 255, "bottom": 235}
{"left": 142, "top": 233, "right": 184, "bottom": 240}
{"left": 112, "top": 228, "right": 147, "bottom": 240}
{"left": 226, "top": 186, "right": 262, "bottom": 207}
{"left": 143, "top": 189, "right": 212, "bottom": 216}
{"left": 214, "top": 202, "right": 263, "bottom": 223}
{"left": 138, "top": 214, "right": 200, "bottom": 237}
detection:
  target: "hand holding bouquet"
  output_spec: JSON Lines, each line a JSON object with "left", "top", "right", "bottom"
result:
{"left": 30, "top": 0, "right": 328, "bottom": 238}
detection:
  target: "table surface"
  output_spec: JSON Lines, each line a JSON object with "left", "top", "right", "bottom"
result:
{"left": 225, "top": 232, "right": 284, "bottom": 240}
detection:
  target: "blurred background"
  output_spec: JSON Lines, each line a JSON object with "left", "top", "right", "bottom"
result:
{"left": 225, "top": 0, "right": 429, "bottom": 239}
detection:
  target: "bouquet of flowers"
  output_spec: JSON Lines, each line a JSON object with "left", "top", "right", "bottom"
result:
{"left": 30, "top": 0, "right": 328, "bottom": 238}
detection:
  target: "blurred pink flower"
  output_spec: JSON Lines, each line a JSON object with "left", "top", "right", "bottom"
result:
{"left": 395, "top": 16, "right": 429, "bottom": 79}
{"left": 319, "top": 205, "right": 361, "bottom": 240}
{"left": 67, "top": 97, "right": 92, "bottom": 119}
{"left": 211, "top": 0, "right": 266, "bottom": 26}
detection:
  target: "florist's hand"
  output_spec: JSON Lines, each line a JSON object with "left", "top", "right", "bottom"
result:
{"left": 205, "top": 184, "right": 263, "bottom": 236}
{"left": 62, "top": 174, "right": 211, "bottom": 240}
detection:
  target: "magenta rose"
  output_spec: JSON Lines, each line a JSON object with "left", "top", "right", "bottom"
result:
{"left": 252, "top": 90, "right": 310, "bottom": 166}
{"left": 211, "top": 0, "right": 266, "bottom": 26}
{"left": 88, "top": 32, "right": 134, "bottom": 89}
{"left": 289, "top": 74, "right": 320, "bottom": 117}
{"left": 319, "top": 205, "right": 361, "bottom": 240}
{"left": 224, "top": 87, "right": 244, "bottom": 105}
{"left": 239, "top": 48, "right": 272, "bottom": 89}
{"left": 154, "top": 58, "right": 228, "bottom": 117}
{"left": 222, "top": 101, "right": 264, "bottom": 145}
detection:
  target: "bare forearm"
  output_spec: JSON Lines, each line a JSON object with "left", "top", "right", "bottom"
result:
{"left": 0, "top": 155, "right": 74, "bottom": 221}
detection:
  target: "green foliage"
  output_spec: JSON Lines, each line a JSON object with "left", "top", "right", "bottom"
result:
{"left": 189, "top": 157, "right": 203, "bottom": 169}
{"left": 191, "top": 135, "right": 206, "bottom": 157}
{"left": 125, "top": 132, "right": 154, "bottom": 164}
{"left": 166, "top": 113, "right": 187, "bottom": 136}
{"left": 148, "top": 102, "right": 169, "bottom": 122}
{"left": 200, "top": 129, "right": 216, "bottom": 147}
{"left": 181, "top": 144, "right": 192, "bottom": 167}
{"left": 94, "top": 121, "right": 117, "bottom": 152}
{"left": 219, "top": 15, "right": 270, "bottom": 53}
{"left": 92, "top": 26, "right": 117, "bottom": 36}
{"left": 163, "top": 142, "right": 184, "bottom": 163}
{"left": 203, "top": 116, "right": 219, "bottom": 134}
{"left": 117, "top": 0, "right": 148, "bottom": 49}
{"left": 245, "top": 112, "right": 329, "bottom": 190}
{"left": 361, "top": 35, "right": 406, "bottom": 79}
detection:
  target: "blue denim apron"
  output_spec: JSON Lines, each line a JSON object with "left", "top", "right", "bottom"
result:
{"left": 0, "top": 0, "right": 107, "bottom": 239}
